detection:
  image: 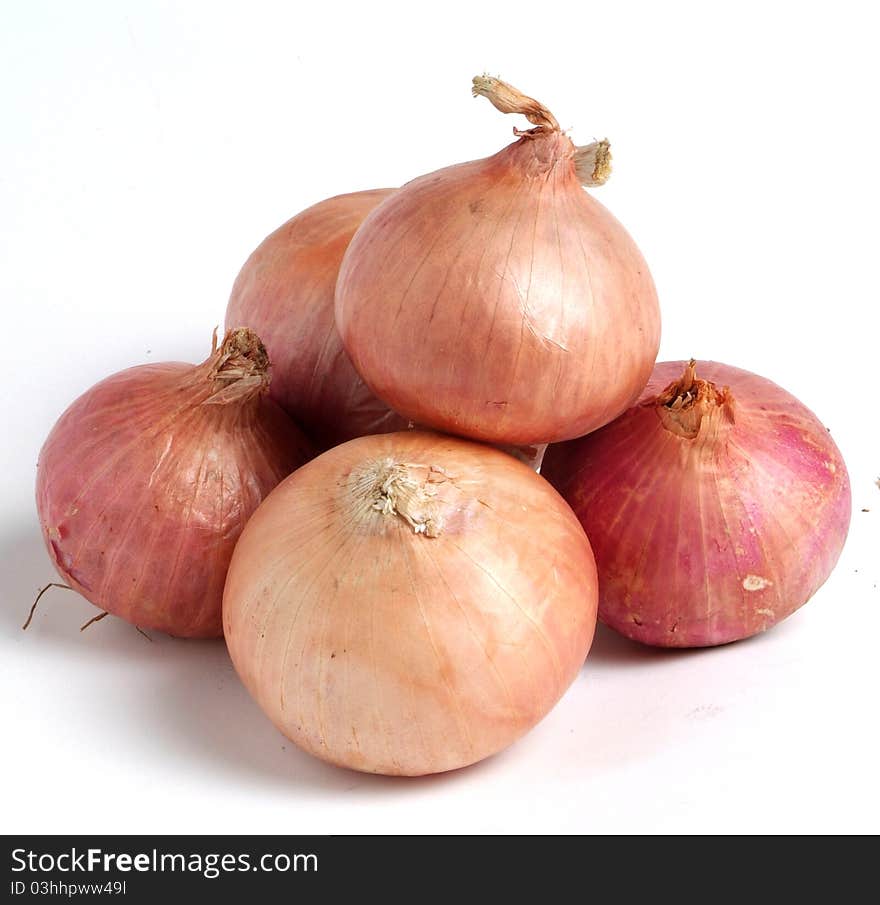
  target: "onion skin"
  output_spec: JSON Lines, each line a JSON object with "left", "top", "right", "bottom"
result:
{"left": 335, "top": 78, "right": 660, "bottom": 445}
{"left": 223, "top": 431, "right": 597, "bottom": 775}
{"left": 543, "top": 360, "right": 851, "bottom": 648}
{"left": 35, "top": 330, "right": 312, "bottom": 638}
{"left": 226, "top": 189, "right": 408, "bottom": 450}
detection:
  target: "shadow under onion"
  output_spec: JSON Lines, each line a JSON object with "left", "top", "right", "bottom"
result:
{"left": 3, "top": 517, "right": 508, "bottom": 790}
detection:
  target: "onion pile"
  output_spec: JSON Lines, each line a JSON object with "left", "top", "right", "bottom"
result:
{"left": 32, "top": 74, "right": 852, "bottom": 778}
{"left": 335, "top": 76, "right": 661, "bottom": 444}
{"left": 543, "top": 360, "right": 852, "bottom": 647}
{"left": 223, "top": 431, "right": 598, "bottom": 775}
{"left": 226, "top": 189, "right": 407, "bottom": 450}
{"left": 35, "top": 329, "right": 312, "bottom": 638}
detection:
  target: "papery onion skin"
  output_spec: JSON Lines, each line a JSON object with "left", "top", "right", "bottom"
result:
{"left": 335, "top": 77, "right": 660, "bottom": 445}
{"left": 226, "top": 189, "right": 408, "bottom": 450}
{"left": 35, "top": 329, "right": 312, "bottom": 638}
{"left": 223, "top": 431, "right": 598, "bottom": 776}
{"left": 542, "top": 360, "right": 851, "bottom": 648}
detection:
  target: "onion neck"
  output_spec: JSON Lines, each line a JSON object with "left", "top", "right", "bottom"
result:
{"left": 471, "top": 74, "right": 611, "bottom": 187}
{"left": 202, "top": 327, "right": 271, "bottom": 405}
{"left": 349, "top": 459, "right": 452, "bottom": 537}
{"left": 650, "top": 360, "right": 735, "bottom": 441}
{"left": 472, "top": 75, "right": 561, "bottom": 131}
{"left": 573, "top": 140, "right": 611, "bottom": 186}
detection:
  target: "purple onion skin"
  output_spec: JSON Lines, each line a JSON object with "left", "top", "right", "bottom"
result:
{"left": 36, "top": 335, "right": 312, "bottom": 638}
{"left": 543, "top": 360, "right": 852, "bottom": 647}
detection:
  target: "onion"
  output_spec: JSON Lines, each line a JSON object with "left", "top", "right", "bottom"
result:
{"left": 226, "top": 189, "right": 408, "bottom": 450}
{"left": 223, "top": 431, "right": 597, "bottom": 775}
{"left": 335, "top": 76, "right": 661, "bottom": 445}
{"left": 35, "top": 329, "right": 312, "bottom": 638}
{"left": 543, "top": 360, "right": 852, "bottom": 647}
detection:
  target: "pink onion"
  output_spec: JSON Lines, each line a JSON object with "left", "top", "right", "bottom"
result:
{"left": 335, "top": 76, "right": 660, "bottom": 445}
{"left": 223, "top": 431, "right": 598, "bottom": 775}
{"left": 35, "top": 329, "right": 312, "bottom": 638}
{"left": 543, "top": 360, "right": 851, "bottom": 647}
{"left": 226, "top": 189, "right": 408, "bottom": 450}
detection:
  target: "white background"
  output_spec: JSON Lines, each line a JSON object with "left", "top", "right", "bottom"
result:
{"left": 2, "top": 0, "right": 878, "bottom": 834}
